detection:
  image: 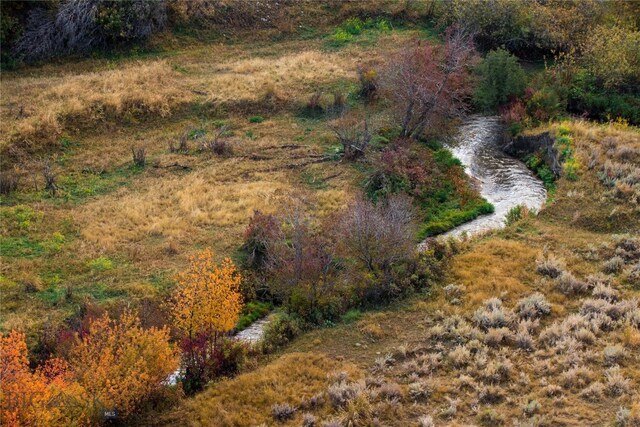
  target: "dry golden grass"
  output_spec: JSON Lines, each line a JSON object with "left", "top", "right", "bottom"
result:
{"left": 183, "top": 352, "right": 362, "bottom": 427}
{"left": 1, "top": 29, "right": 419, "bottom": 164}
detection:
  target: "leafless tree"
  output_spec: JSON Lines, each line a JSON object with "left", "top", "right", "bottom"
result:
{"left": 43, "top": 160, "right": 57, "bottom": 195}
{"left": 201, "top": 125, "right": 233, "bottom": 156}
{"left": 14, "top": 0, "right": 166, "bottom": 61}
{"left": 381, "top": 26, "right": 477, "bottom": 139}
{"left": 260, "top": 200, "right": 338, "bottom": 309}
{"left": 132, "top": 145, "right": 147, "bottom": 167}
{"left": 337, "top": 194, "right": 416, "bottom": 274}
{"left": 329, "top": 114, "right": 375, "bottom": 161}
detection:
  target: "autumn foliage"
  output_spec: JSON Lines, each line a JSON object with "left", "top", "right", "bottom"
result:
{"left": 171, "top": 249, "right": 244, "bottom": 393}
{"left": 1, "top": 331, "right": 86, "bottom": 426}
{"left": 171, "top": 249, "right": 243, "bottom": 340}
{"left": 70, "top": 310, "right": 178, "bottom": 417}
{"left": 1, "top": 310, "right": 177, "bottom": 425}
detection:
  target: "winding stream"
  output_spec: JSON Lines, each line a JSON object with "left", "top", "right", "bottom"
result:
{"left": 168, "top": 116, "right": 547, "bottom": 377}
{"left": 442, "top": 115, "right": 547, "bottom": 237}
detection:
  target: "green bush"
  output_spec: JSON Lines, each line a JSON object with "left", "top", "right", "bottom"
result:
{"left": 248, "top": 115, "right": 264, "bottom": 123}
{"left": 505, "top": 205, "right": 529, "bottom": 226}
{"left": 330, "top": 28, "right": 353, "bottom": 46}
{"left": 341, "top": 309, "right": 363, "bottom": 324}
{"left": 474, "top": 49, "right": 527, "bottom": 112}
{"left": 87, "top": 256, "right": 114, "bottom": 271}
{"left": 568, "top": 70, "right": 640, "bottom": 125}
{"left": 525, "top": 154, "right": 556, "bottom": 190}
{"left": 260, "top": 312, "right": 304, "bottom": 353}
{"left": 343, "top": 17, "right": 364, "bottom": 35}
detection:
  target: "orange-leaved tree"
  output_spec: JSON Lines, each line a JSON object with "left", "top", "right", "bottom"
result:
{"left": 170, "top": 248, "right": 243, "bottom": 392}
{"left": 69, "top": 309, "right": 178, "bottom": 418}
{"left": 1, "top": 331, "right": 88, "bottom": 426}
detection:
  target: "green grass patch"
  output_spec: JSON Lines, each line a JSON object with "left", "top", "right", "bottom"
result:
{"left": 326, "top": 17, "right": 391, "bottom": 49}
{"left": 341, "top": 309, "right": 362, "bottom": 324}
{"left": 419, "top": 200, "right": 495, "bottom": 238}
{"left": 0, "top": 236, "right": 45, "bottom": 258}
{"left": 237, "top": 301, "right": 273, "bottom": 331}
{"left": 87, "top": 256, "right": 114, "bottom": 271}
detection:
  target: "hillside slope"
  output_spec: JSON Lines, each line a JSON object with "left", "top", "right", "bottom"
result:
{"left": 175, "top": 120, "right": 639, "bottom": 426}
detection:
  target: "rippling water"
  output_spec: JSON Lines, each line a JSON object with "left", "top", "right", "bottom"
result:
{"left": 443, "top": 115, "right": 547, "bottom": 237}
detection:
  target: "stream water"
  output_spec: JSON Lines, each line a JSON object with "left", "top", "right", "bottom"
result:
{"left": 442, "top": 115, "right": 547, "bottom": 237}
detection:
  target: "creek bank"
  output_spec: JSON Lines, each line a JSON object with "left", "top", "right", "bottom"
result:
{"left": 501, "top": 130, "right": 562, "bottom": 178}
{"left": 438, "top": 116, "right": 547, "bottom": 237}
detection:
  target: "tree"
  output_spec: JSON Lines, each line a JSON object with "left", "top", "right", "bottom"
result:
{"left": 263, "top": 202, "right": 339, "bottom": 320}
{"left": 1, "top": 331, "right": 86, "bottom": 426}
{"left": 381, "top": 27, "right": 477, "bottom": 139}
{"left": 70, "top": 310, "right": 178, "bottom": 417}
{"left": 582, "top": 25, "right": 640, "bottom": 90}
{"left": 171, "top": 249, "right": 243, "bottom": 392}
{"left": 338, "top": 195, "right": 416, "bottom": 274}
{"left": 329, "top": 113, "right": 374, "bottom": 161}
{"left": 474, "top": 48, "right": 527, "bottom": 111}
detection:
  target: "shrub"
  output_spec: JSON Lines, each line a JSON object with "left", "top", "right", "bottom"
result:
{"left": 555, "top": 271, "right": 588, "bottom": 295}
{"left": 536, "top": 255, "right": 565, "bottom": 278}
{"left": 504, "top": 204, "right": 530, "bottom": 226}
{"left": 418, "top": 415, "right": 435, "bottom": 427}
{"left": 357, "top": 65, "right": 378, "bottom": 101}
{"left": 131, "top": 145, "right": 146, "bottom": 167}
{"left": 477, "top": 385, "right": 505, "bottom": 404}
{"left": 302, "top": 413, "right": 317, "bottom": 427}
{"left": 304, "top": 91, "right": 324, "bottom": 116}
{"left": 592, "top": 283, "right": 620, "bottom": 302}
{"left": 604, "top": 256, "right": 625, "bottom": 274}
{"left": 479, "top": 409, "right": 504, "bottom": 426}
{"left": 448, "top": 345, "right": 471, "bottom": 367}
{"left": 408, "top": 380, "right": 432, "bottom": 401}
{"left": 376, "top": 382, "right": 403, "bottom": 401}
{"left": 473, "top": 298, "right": 513, "bottom": 330}
{"left": 242, "top": 210, "right": 279, "bottom": 271}
{"left": 271, "top": 403, "right": 296, "bottom": 422}
{"left": 201, "top": 126, "right": 233, "bottom": 157}
{"left": 248, "top": 115, "right": 264, "bottom": 123}
{"left": 260, "top": 312, "right": 303, "bottom": 353}
{"left": 70, "top": 310, "right": 178, "bottom": 417}
{"left": 474, "top": 48, "right": 527, "bottom": 112}
{"left": 43, "top": 160, "right": 57, "bottom": 195}
{"left": 515, "top": 292, "right": 551, "bottom": 319}
{"left": 329, "top": 115, "right": 374, "bottom": 160}
{"left": 523, "top": 399, "right": 541, "bottom": 416}
{"left": 14, "top": 0, "right": 167, "bottom": 61}
{"left": 337, "top": 194, "right": 415, "bottom": 278}
{"left": 605, "top": 366, "right": 630, "bottom": 396}
{"left": 580, "top": 381, "right": 605, "bottom": 401}
{"left": 603, "top": 345, "right": 626, "bottom": 366}
{"left": 381, "top": 28, "right": 476, "bottom": 138}
{"left": 328, "top": 380, "right": 365, "bottom": 408}
{"left": 0, "top": 170, "right": 20, "bottom": 195}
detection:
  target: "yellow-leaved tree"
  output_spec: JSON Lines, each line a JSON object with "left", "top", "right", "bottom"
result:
{"left": 170, "top": 249, "right": 243, "bottom": 392}
{"left": 171, "top": 248, "right": 243, "bottom": 345}
{"left": 69, "top": 310, "right": 178, "bottom": 418}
